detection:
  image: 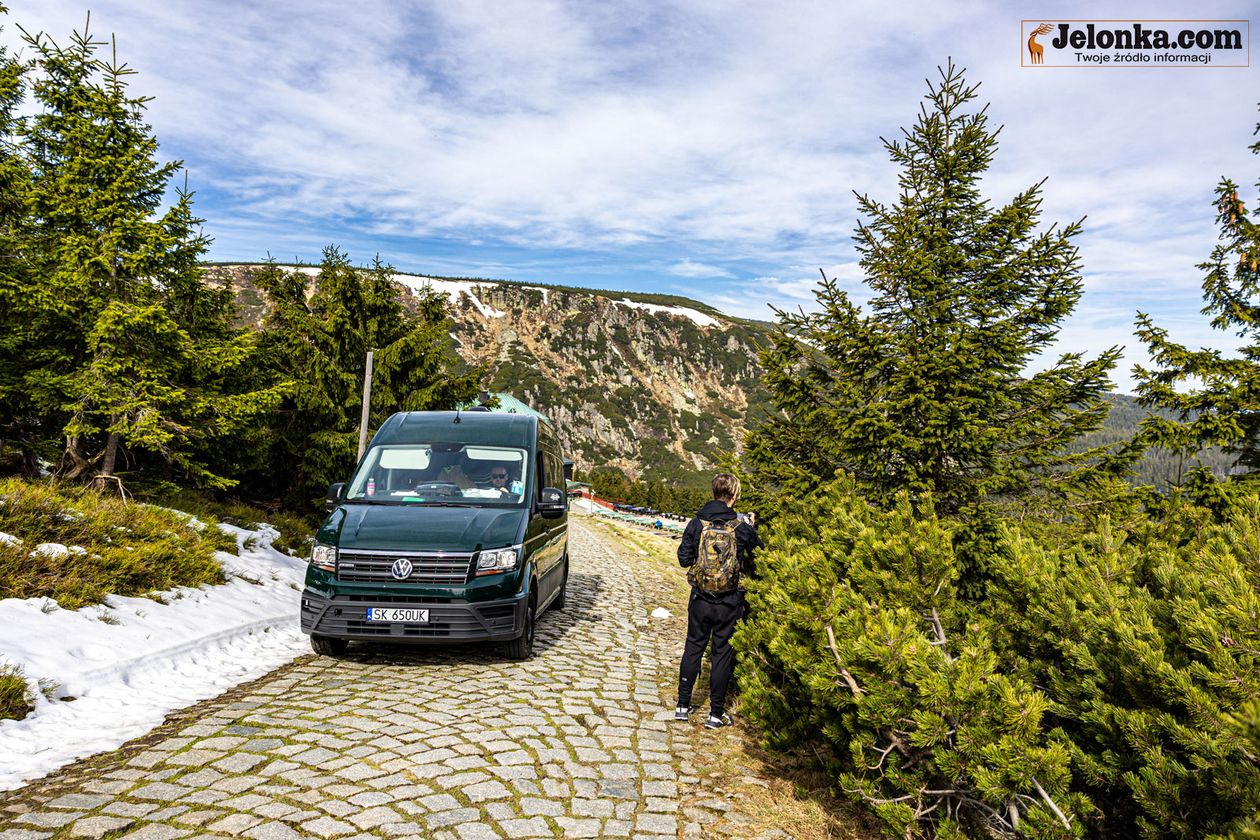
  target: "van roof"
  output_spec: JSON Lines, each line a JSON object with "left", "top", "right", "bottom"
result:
{"left": 371, "top": 411, "right": 538, "bottom": 448}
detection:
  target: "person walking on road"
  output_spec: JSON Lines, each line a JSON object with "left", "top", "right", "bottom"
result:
{"left": 674, "top": 472, "right": 762, "bottom": 729}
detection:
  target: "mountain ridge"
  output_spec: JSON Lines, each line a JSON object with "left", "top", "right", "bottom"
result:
{"left": 205, "top": 264, "right": 772, "bottom": 487}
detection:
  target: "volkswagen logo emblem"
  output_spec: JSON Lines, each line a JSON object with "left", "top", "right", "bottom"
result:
{"left": 390, "top": 558, "right": 413, "bottom": 580}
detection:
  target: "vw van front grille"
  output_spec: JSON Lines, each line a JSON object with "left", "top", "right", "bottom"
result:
{"left": 336, "top": 550, "right": 474, "bottom": 585}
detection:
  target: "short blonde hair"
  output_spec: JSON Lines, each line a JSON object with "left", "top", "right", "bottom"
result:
{"left": 711, "top": 473, "right": 741, "bottom": 504}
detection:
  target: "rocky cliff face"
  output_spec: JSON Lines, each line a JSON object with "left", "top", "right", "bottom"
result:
{"left": 405, "top": 277, "right": 771, "bottom": 483}
{"left": 207, "top": 265, "right": 771, "bottom": 483}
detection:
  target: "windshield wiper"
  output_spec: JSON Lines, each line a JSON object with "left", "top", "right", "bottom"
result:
{"left": 343, "top": 498, "right": 394, "bottom": 505}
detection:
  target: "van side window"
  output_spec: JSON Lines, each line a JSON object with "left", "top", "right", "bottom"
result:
{"left": 535, "top": 452, "right": 546, "bottom": 500}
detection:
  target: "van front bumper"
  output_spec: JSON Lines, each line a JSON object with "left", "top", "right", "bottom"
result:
{"left": 300, "top": 589, "right": 527, "bottom": 644}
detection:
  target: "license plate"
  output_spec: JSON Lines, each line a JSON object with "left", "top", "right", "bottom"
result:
{"left": 366, "top": 608, "right": 430, "bottom": 622}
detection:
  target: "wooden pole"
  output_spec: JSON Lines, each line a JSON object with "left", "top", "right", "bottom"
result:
{"left": 357, "top": 350, "right": 374, "bottom": 461}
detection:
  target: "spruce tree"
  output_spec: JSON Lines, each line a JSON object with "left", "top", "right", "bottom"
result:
{"left": 250, "top": 249, "right": 480, "bottom": 510}
{"left": 9, "top": 19, "right": 280, "bottom": 489}
{"left": 1133, "top": 106, "right": 1260, "bottom": 484}
{"left": 0, "top": 5, "right": 33, "bottom": 470}
{"left": 745, "top": 63, "right": 1119, "bottom": 515}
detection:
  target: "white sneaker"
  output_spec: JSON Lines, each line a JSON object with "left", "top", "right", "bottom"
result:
{"left": 705, "top": 712, "right": 733, "bottom": 729}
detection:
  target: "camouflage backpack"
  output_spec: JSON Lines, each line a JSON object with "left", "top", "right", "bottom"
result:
{"left": 687, "top": 518, "right": 741, "bottom": 595}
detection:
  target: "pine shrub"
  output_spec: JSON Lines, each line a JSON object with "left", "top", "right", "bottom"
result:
{"left": 737, "top": 478, "right": 1086, "bottom": 838}
{"left": 737, "top": 479, "right": 1260, "bottom": 838}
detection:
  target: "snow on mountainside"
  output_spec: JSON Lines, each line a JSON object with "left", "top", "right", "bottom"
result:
{"left": 206, "top": 265, "right": 773, "bottom": 483}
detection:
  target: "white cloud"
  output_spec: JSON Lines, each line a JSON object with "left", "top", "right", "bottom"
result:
{"left": 4, "top": 0, "right": 1258, "bottom": 395}
{"left": 668, "top": 258, "right": 731, "bottom": 278}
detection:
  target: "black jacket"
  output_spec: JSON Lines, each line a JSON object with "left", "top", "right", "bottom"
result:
{"left": 678, "top": 500, "right": 762, "bottom": 602}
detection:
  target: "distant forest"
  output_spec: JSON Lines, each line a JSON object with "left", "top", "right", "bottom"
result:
{"left": 1072, "top": 393, "right": 1237, "bottom": 488}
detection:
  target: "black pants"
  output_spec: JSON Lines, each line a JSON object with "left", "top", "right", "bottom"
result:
{"left": 677, "top": 590, "right": 742, "bottom": 717}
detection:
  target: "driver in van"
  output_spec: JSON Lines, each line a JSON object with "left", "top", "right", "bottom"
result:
{"left": 487, "top": 465, "right": 521, "bottom": 498}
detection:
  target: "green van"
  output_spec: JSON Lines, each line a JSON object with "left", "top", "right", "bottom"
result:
{"left": 300, "top": 410, "right": 570, "bottom": 660}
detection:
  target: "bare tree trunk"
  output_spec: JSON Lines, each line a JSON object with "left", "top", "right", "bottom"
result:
{"left": 61, "top": 435, "right": 102, "bottom": 480}
{"left": 95, "top": 429, "right": 120, "bottom": 489}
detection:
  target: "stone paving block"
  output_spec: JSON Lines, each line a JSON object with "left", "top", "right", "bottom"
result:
{"left": 299, "top": 816, "right": 356, "bottom": 838}
{"left": 206, "top": 813, "right": 262, "bottom": 833}
{"left": 69, "top": 816, "right": 136, "bottom": 838}
{"left": 47, "top": 794, "right": 109, "bottom": 811}
{"left": 493, "top": 750, "right": 533, "bottom": 766}
{"left": 510, "top": 779, "right": 541, "bottom": 796}
{"left": 640, "top": 780, "right": 674, "bottom": 797}
{"left": 553, "top": 817, "right": 602, "bottom": 838}
{"left": 251, "top": 802, "right": 298, "bottom": 820}
{"left": 347, "top": 791, "right": 393, "bottom": 807}
{"left": 640, "top": 763, "right": 675, "bottom": 780}
{"left": 0, "top": 830, "right": 51, "bottom": 840}
{"left": 462, "top": 780, "right": 510, "bottom": 802}
{"left": 130, "top": 782, "right": 190, "bottom": 801}
{"left": 442, "top": 755, "right": 485, "bottom": 771}
{"left": 423, "top": 808, "right": 480, "bottom": 829}
{"left": 453, "top": 823, "right": 501, "bottom": 840}
{"left": 635, "top": 813, "right": 678, "bottom": 834}
{"left": 243, "top": 821, "right": 304, "bottom": 840}
{"left": 102, "top": 803, "right": 157, "bottom": 818}
{"left": 644, "top": 796, "right": 675, "bottom": 813}
{"left": 80, "top": 779, "right": 132, "bottom": 795}
{"left": 16, "top": 812, "right": 80, "bottom": 829}
{"left": 174, "top": 769, "right": 223, "bottom": 788}
{"left": 434, "top": 771, "right": 490, "bottom": 788}
{"left": 164, "top": 750, "right": 225, "bottom": 767}
{"left": 211, "top": 752, "right": 267, "bottom": 773}
{"left": 142, "top": 808, "right": 188, "bottom": 823}
{"left": 599, "top": 763, "right": 638, "bottom": 780}
{"left": 572, "top": 798, "right": 615, "bottom": 818}
{"left": 218, "top": 793, "right": 271, "bottom": 812}
{"left": 174, "top": 790, "right": 221, "bottom": 806}
{"left": 347, "top": 806, "right": 401, "bottom": 830}
{"left": 171, "top": 810, "right": 223, "bottom": 827}
{"left": 118, "top": 825, "right": 190, "bottom": 839}
{"left": 519, "top": 798, "right": 563, "bottom": 817}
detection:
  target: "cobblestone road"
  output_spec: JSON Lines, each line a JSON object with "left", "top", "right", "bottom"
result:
{"left": 0, "top": 520, "right": 709, "bottom": 840}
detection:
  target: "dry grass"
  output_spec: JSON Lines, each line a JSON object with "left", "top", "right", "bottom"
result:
{"left": 0, "top": 479, "right": 228, "bottom": 609}
{"left": 0, "top": 663, "right": 31, "bottom": 722}
{"left": 584, "top": 514, "right": 884, "bottom": 840}
{"left": 149, "top": 488, "right": 316, "bottom": 557}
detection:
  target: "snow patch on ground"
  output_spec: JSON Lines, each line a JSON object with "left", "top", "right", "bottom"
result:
{"left": 394, "top": 275, "right": 506, "bottom": 319}
{"left": 651, "top": 607, "right": 672, "bottom": 619}
{"left": 0, "top": 523, "right": 309, "bottom": 791}
{"left": 613, "top": 299, "right": 722, "bottom": 328}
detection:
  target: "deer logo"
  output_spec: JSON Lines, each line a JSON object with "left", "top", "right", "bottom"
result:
{"left": 1028, "top": 23, "right": 1053, "bottom": 64}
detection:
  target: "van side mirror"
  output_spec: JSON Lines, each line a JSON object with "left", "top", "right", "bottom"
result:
{"left": 325, "top": 482, "right": 345, "bottom": 512}
{"left": 538, "top": 487, "right": 565, "bottom": 519}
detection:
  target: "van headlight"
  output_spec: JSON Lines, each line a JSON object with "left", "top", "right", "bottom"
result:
{"left": 310, "top": 544, "right": 337, "bottom": 572}
{"left": 476, "top": 545, "right": 521, "bottom": 576}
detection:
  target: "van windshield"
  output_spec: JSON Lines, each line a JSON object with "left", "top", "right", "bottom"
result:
{"left": 345, "top": 444, "right": 530, "bottom": 506}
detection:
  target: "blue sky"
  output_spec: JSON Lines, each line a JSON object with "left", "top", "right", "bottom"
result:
{"left": 5, "top": 0, "right": 1259, "bottom": 392}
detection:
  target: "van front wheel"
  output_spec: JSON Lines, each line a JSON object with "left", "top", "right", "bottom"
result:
{"left": 506, "top": 595, "right": 536, "bottom": 661}
{"left": 311, "top": 635, "right": 348, "bottom": 657}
